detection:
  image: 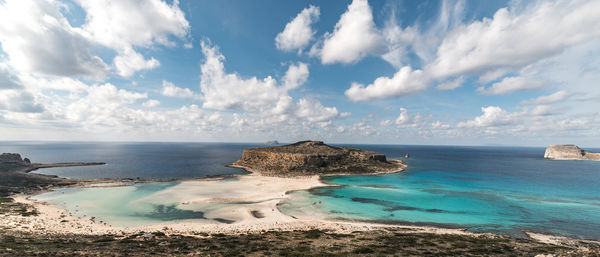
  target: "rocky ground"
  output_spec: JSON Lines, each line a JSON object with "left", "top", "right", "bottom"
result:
{"left": 232, "top": 141, "right": 407, "bottom": 176}
{"left": 2, "top": 223, "right": 599, "bottom": 256}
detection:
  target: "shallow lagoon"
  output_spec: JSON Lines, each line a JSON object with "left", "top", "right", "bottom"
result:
{"left": 8, "top": 142, "right": 600, "bottom": 240}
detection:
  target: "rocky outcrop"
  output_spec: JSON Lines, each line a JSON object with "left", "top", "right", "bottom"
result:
{"left": 265, "top": 140, "right": 279, "bottom": 146}
{"left": 544, "top": 145, "right": 600, "bottom": 161}
{"left": 1, "top": 153, "right": 106, "bottom": 173}
{"left": 0, "top": 153, "right": 28, "bottom": 171}
{"left": 231, "top": 141, "right": 406, "bottom": 176}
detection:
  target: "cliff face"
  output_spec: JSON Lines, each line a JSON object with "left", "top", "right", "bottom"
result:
{"left": 544, "top": 145, "right": 600, "bottom": 161}
{"left": 0, "top": 153, "right": 28, "bottom": 172}
{"left": 232, "top": 141, "right": 406, "bottom": 176}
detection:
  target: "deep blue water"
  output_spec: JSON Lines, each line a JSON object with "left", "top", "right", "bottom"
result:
{"left": 0, "top": 142, "right": 254, "bottom": 179}
{"left": 2, "top": 142, "right": 599, "bottom": 239}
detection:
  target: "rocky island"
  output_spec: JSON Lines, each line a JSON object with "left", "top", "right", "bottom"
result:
{"left": 230, "top": 140, "right": 406, "bottom": 176}
{"left": 544, "top": 145, "right": 600, "bottom": 161}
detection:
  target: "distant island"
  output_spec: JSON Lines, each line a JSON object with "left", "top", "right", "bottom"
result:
{"left": 264, "top": 140, "right": 279, "bottom": 146}
{"left": 230, "top": 140, "right": 406, "bottom": 176}
{"left": 544, "top": 145, "right": 600, "bottom": 161}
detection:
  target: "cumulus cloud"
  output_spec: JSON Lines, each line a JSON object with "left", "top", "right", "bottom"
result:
{"left": 345, "top": 66, "right": 429, "bottom": 102}
{"left": 275, "top": 5, "right": 320, "bottom": 53}
{"left": 431, "top": 121, "right": 450, "bottom": 130}
{"left": 318, "top": 0, "right": 383, "bottom": 64}
{"left": 113, "top": 49, "right": 160, "bottom": 77}
{"left": 199, "top": 42, "right": 291, "bottom": 111}
{"left": 199, "top": 41, "right": 341, "bottom": 128}
{"left": 520, "top": 90, "right": 571, "bottom": 105}
{"left": 78, "top": 0, "right": 189, "bottom": 49}
{"left": 78, "top": 0, "right": 190, "bottom": 77}
{"left": 161, "top": 80, "right": 197, "bottom": 99}
{"left": 477, "top": 76, "right": 543, "bottom": 95}
{"left": 295, "top": 98, "right": 338, "bottom": 125}
{"left": 142, "top": 99, "right": 160, "bottom": 108}
{"left": 0, "top": 89, "right": 44, "bottom": 113}
{"left": 428, "top": 0, "right": 600, "bottom": 80}
{"left": 0, "top": 0, "right": 109, "bottom": 79}
{"left": 395, "top": 108, "right": 411, "bottom": 125}
{"left": 282, "top": 62, "right": 309, "bottom": 90}
{"left": 343, "top": 0, "right": 600, "bottom": 102}
{"left": 457, "top": 106, "right": 515, "bottom": 128}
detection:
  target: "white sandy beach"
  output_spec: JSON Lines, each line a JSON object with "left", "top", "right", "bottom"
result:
{"left": 0, "top": 173, "right": 479, "bottom": 238}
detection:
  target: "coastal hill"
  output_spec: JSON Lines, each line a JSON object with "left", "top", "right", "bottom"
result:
{"left": 544, "top": 145, "right": 600, "bottom": 161}
{"left": 231, "top": 141, "right": 406, "bottom": 176}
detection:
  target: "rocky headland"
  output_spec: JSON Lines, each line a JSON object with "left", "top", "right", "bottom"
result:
{"left": 544, "top": 145, "right": 600, "bottom": 161}
{"left": 0, "top": 153, "right": 105, "bottom": 196}
{"left": 230, "top": 141, "right": 406, "bottom": 176}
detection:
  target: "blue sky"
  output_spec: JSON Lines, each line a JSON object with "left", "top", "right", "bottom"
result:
{"left": 0, "top": 0, "right": 599, "bottom": 146}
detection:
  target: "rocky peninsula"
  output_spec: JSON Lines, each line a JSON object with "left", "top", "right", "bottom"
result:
{"left": 230, "top": 141, "right": 406, "bottom": 176}
{"left": 0, "top": 153, "right": 105, "bottom": 196}
{"left": 544, "top": 145, "right": 600, "bottom": 161}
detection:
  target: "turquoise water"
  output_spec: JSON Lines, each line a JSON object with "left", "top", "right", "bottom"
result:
{"left": 281, "top": 145, "right": 600, "bottom": 239}
{"left": 32, "top": 182, "right": 209, "bottom": 226}
{"left": 4, "top": 142, "right": 599, "bottom": 239}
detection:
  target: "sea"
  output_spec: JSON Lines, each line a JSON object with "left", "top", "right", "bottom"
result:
{"left": 1, "top": 142, "right": 599, "bottom": 239}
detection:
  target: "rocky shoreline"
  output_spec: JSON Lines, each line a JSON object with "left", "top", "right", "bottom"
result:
{"left": 544, "top": 145, "right": 600, "bottom": 161}
{"left": 231, "top": 141, "right": 408, "bottom": 176}
{"left": 1, "top": 150, "right": 599, "bottom": 256}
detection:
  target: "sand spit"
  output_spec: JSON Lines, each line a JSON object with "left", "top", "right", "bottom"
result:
{"left": 1, "top": 174, "right": 477, "bottom": 238}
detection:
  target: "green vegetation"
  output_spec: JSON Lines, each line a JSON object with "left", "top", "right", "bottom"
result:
{"left": 0, "top": 229, "right": 596, "bottom": 256}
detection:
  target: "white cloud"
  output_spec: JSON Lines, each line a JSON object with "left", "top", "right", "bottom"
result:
{"left": 431, "top": 121, "right": 450, "bottom": 130}
{"left": 295, "top": 98, "right": 338, "bottom": 124}
{"left": 395, "top": 108, "right": 411, "bottom": 125}
{"left": 0, "top": 0, "right": 109, "bottom": 79}
{"left": 436, "top": 76, "right": 464, "bottom": 90}
{"left": 199, "top": 42, "right": 290, "bottom": 111}
{"left": 380, "top": 120, "right": 393, "bottom": 126}
{"left": 65, "top": 83, "right": 147, "bottom": 127}
{"left": 343, "top": 0, "right": 600, "bottom": 102}
{"left": 319, "top": 0, "right": 383, "bottom": 64}
{"left": 113, "top": 48, "right": 160, "bottom": 77}
{"left": 339, "top": 112, "right": 351, "bottom": 118}
{"left": 161, "top": 80, "right": 197, "bottom": 99}
{"left": 0, "top": 89, "right": 44, "bottom": 113}
{"left": 275, "top": 5, "right": 320, "bottom": 53}
{"left": 198, "top": 41, "right": 341, "bottom": 129}
{"left": 457, "top": 106, "right": 515, "bottom": 128}
{"left": 477, "top": 76, "right": 543, "bottom": 95}
{"left": 428, "top": 0, "right": 600, "bottom": 80}
{"left": 345, "top": 66, "right": 429, "bottom": 102}
{"left": 528, "top": 105, "right": 559, "bottom": 116}
{"left": 78, "top": 0, "right": 189, "bottom": 77}
{"left": 521, "top": 90, "right": 570, "bottom": 105}
{"left": 78, "top": 0, "right": 189, "bottom": 50}
{"left": 282, "top": 62, "right": 309, "bottom": 90}
{"left": 142, "top": 99, "right": 160, "bottom": 107}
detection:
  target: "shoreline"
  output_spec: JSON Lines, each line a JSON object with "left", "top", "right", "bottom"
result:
{"left": 2, "top": 164, "right": 599, "bottom": 248}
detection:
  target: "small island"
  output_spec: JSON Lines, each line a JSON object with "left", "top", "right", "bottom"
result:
{"left": 230, "top": 140, "right": 407, "bottom": 176}
{"left": 544, "top": 145, "right": 600, "bottom": 161}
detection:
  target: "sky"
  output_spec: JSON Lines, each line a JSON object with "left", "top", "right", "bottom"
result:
{"left": 0, "top": 0, "right": 599, "bottom": 146}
